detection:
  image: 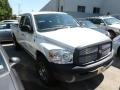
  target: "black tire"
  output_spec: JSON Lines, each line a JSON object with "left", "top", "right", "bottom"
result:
{"left": 117, "top": 47, "right": 120, "bottom": 57}
{"left": 36, "top": 55, "right": 55, "bottom": 85}
{"left": 109, "top": 31, "right": 116, "bottom": 39}
{"left": 12, "top": 34, "right": 21, "bottom": 50}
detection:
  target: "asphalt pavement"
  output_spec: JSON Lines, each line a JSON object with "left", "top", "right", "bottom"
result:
{"left": 2, "top": 44, "right": 120, "bottom": 90}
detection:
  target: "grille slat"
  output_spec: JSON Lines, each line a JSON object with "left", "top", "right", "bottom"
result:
{"left": 73, "top": 42, "right": 112, "bottom": 66}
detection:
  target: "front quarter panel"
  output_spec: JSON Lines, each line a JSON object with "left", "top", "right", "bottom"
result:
{"left": 37, "top": 43, "right": 64, "bottom": 60}
{"left": 108, "top": 26, "right": 120, "bottom": 34}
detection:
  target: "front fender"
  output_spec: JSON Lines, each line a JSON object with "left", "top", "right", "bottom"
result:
{"left": 108, "top": 27, "right": 120, "bottom": 34}
{"left": 36, "top": 43, "right": 64, "bottom": 60}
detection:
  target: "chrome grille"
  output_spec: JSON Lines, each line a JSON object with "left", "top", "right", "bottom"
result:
{"left": 99, "top": 43, "right": 111, "bottom": 57}
{"left": 73, "top": 42, "right": 112, "bottom": 65}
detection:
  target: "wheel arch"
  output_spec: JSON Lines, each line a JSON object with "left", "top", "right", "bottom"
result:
{"left": 36, "top": 50, "right": 48, "bottom": 63}
{"left": 117, "top": 46, "right": 120, "bottom": 56}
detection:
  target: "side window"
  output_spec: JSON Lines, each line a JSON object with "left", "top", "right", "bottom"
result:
{"left": 90, "top": 19, "right": 103, "bottom": 24}
{"left": 77, "top": 6, "right": 85, "bottom": 13}
{"left": 23, "top": 16, "right": 33, "bottom": 33}
{"left": 24, "top": 16, "right": 31, "bottom": 26}
{"left": 93, "top": 7, "right": 100, "bottom": 14}
{"left": 95, "top": 19, "right": 103, "bottom": 24}
{"left": 19, "top": 16, "right": 25, "bottom": 27}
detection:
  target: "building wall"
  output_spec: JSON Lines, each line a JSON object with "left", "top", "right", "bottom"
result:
{"left": 60, "top": 0, "right": 102, "bottom": 13}
{"left": 102, "top": 0, "right": 120, "bottom": 15}
{"left": 41, "top": 0, "right": 58, "bottom": 11}
{"left": 41, "top": 0, "right": 102, "bottom": 13}
{"left": 40, "top": 0, "right": 120, "bottom": 17}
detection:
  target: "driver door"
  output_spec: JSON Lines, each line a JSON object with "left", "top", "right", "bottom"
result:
{"left": 23, "top": 15, "right": 36, "bottom": 57}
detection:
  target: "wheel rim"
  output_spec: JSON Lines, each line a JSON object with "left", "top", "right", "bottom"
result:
{"left": 38, "top": 62, "right": 48, "bottom": 81}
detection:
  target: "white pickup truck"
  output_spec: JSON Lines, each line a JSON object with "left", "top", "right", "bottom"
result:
{"left": 12, "top": 12, "right": 114, "bottom": 85}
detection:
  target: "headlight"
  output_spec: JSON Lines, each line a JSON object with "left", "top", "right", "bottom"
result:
{"left": 48, "top": 49, "right": 73, "bottom": 64}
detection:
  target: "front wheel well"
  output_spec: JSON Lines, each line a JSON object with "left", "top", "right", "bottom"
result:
{"left": 36, "top": 50, "right": 48, "bottom": 62}
{"left": 117, "top": 46, "right": 120, "bottom": 56}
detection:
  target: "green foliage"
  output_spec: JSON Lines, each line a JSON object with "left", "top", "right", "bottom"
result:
{"left": 0, "top": 0, "right": 12, "bottom": 21}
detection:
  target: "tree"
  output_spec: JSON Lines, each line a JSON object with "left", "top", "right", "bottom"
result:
{"left": 0, "top": 0, "right": 12, "bottom": 21}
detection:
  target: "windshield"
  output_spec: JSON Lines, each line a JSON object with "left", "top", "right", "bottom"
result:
{"left": 79, "top": 20, "right": 97, "bottom": 29}
{"left": 0, "top": 52, "right": 8, "bottom": 75}
{"left": 34, "top": 14, "right": 79, "bottom": 32}
{"left": 103, "top": 17, "right": 120, "bottom": 25}
{"left": 0, "top": 23, "right": 11, "bottom": 29}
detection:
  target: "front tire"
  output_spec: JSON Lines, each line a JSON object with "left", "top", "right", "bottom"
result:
{"left": 36, "top": 55, "right": 55, "bottom": 85}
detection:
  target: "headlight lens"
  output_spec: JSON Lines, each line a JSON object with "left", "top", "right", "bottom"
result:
{"left": 48, "top": 49, "right": 73, "bottom": 64}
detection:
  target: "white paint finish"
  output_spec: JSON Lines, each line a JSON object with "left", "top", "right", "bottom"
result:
{"left": 40, "top": 43, "right": 63, "bottom": 50}
{"left": 109, "top": 24, "right": 120, "bottom": 30}
{"left": 40, "top": 27, "right": 110, "bottom": 48}
{"left": 13, "top": 12, "right": 111, "bottom": 59}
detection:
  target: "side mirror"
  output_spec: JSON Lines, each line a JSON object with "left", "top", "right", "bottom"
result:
{"left": 10, "top": 57, "right": 20, "bottom": 67}
{"left": 21, "top": 25, "right": 33, "bottom": 33}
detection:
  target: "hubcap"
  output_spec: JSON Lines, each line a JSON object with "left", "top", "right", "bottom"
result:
{"left": 38, "top": 62, "right": 48, "bottom": 81}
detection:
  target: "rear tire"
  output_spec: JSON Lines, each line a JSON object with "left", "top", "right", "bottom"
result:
{"left": 36, "top": 55, "right": 55, "bottom": 86}
{"left": 12, "top": 34, "right": 21, "bottom": 50}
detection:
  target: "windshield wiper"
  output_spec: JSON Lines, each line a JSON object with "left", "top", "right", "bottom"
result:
{"left": 38, "top": 26, "right": 66, "bottom": 32}
{"left": 38, "top": 25, "right": 77, "bottom": 32}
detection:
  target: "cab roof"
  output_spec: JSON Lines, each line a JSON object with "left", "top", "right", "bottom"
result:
{"left": 88, "top": 15, "right": 115, "bottom": 19}
{"left": 20, "top": 11, "right": 67, "bottom": 16}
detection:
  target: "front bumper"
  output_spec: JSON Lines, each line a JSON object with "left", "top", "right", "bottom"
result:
{"left": 50, "top": 51, "right": 114, "bottom": 83}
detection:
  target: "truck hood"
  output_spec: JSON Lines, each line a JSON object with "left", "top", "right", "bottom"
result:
{"left": 109, "top": 24, "right": 120, "bottom": 29}
{"left": 40, "top": 27, "right": 110, "bottom": 48}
